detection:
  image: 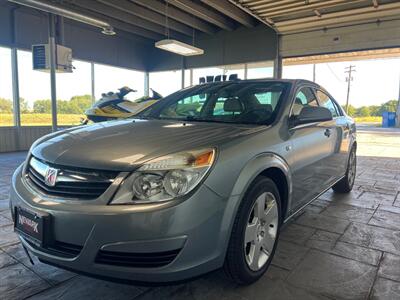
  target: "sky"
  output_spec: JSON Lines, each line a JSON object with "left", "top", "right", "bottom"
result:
{"left": 0, "top": 46, "right": 399, "bottom": 108}
{"left": 283, "top": 58, "right": 400, "bottom": 107}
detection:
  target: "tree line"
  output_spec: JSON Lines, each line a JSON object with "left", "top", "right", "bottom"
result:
{"left": 0, "top": 95, "right": 92, "bottom": 114}
{"left": 343, "top": 100, "right": 398, "bottom": 117}
{"left": 1, "top": 96, "right": 398, "bottom": 117}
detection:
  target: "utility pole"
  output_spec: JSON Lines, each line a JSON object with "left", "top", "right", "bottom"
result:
{"left": 345, "top": 65, "right": 356, "bottom": 114}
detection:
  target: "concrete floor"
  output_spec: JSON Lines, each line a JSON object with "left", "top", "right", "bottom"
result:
{"left": 1, "top": 126, "right": 399, "bottom": 300}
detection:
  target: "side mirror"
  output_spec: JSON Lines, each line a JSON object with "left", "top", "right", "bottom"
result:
{"left": 292, "top": 106, "right": 333, "bottom": 126}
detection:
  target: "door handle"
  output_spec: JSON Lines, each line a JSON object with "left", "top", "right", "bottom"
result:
{"left": 324, "top": 129, "right": 331, "bottom": 137}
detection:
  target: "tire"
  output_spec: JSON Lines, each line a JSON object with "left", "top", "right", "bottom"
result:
{"left": 332, "top": 146, "right": 357, "bottom": 193}
{"left": 224, "top": 176, "right": 281, "bottom": 285}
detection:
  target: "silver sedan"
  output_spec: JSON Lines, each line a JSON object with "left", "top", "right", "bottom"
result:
{"left": 10, "top": 79, "right": 356, "bottom": 285}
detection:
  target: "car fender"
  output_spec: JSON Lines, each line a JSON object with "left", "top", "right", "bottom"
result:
{"left": 230, "top": 152, "right": 291, "bottom": 200}
{"left": 216, "top": 152, "right": 292, "bottom": 260}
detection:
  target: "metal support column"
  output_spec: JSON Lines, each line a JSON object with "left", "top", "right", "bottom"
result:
{"left": 48, "top": 14, "right": 58, "bottom": 131}
{"left": 10, "top": 8, "right": 21, "bottom": 127}
{"left": 244, "top": 64, "right": 248, "bottom": 80}
{"left": 190, "top": 69, "right": 193, "bottom": 86}
{"left": 91, "top": 62, "right": 95, "bottom": 103}
{"left": 144, "top": 72, "right": 149, "bottom": 97}
{"left": 56, "top": 16, "right": 65, "bottom": 45}
{"left": 313, "top": 64, "right": 316, "bottom": 82}
{"left": 273, "top": 35, "right": 282, "bottom": 79}
{"left": 181, "top": 57, "right": 186, "bottom": 89}
{"left": 181, "top": 68, "right": 185, "bottom": 89}
{"left": 396, "top": 72, "right": 400, "bottom": 127}
{"left": 11, "top": 49, "right": 20, "bottom": 127}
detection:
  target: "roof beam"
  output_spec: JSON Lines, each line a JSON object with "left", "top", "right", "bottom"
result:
{"left": 245, "top": 0, "right": 298, "bottom": 11}
{"left": 98, "top": 0, "right": 193, "bottom": 36}
{"left": 276, "top": 2, "right": 400, "bottom": 32}
{"left": 283, "top": 48, "right": 400, "bottom": 65}
{"left": 71, "top": 0, "right": 187, "bottom": 40}
{"left": 105, "top": 19, "right": 163, "bottom": 41}
{"left": 166, "top": 0, "right": 236, "bottom": 31}
{"left": 241, "top": 0, "right": 275, "bottom": 4}
{"left": 227, "top": 0, "right": 276, "bottom": 28}
{"left": 33, "top": 0, "right": 163, "bottom": 40}
{"left": 277, "top": 2, "right": 400, "bottom": 27}
{"left": 200, "top": 0, "right": 256, "bottom": 27}
{"left": 259, "top": 0, "right": 363, "bottom": 18}
{"left": 131, "top": 0, "right": 218, "bottom": 34}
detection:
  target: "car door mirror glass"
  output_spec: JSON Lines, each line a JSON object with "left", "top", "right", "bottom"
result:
{"left": 292, "top": 106, "right": 333, "bottom": 126}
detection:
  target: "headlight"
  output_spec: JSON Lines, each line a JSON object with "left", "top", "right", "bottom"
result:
{"left": 110, "top": 148, "right": 215, "bottom": 204}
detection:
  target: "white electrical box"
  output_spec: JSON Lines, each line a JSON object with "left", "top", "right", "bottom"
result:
{"left": 32, "top": 44, "right": 73, "bottom": 73}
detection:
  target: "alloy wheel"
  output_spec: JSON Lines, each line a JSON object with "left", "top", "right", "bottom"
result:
{"left": 348, "top": 150, "right": 356, "bottom": 186}
{"left": 244, "top": 192, "right": 279, "bottom": 271}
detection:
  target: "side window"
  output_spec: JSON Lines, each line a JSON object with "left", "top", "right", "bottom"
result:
{"left": 291, "top": 87, "right": 318, "bottom": 116}
{"left": 316, "top": 90, "right": 340, "bottom": 117}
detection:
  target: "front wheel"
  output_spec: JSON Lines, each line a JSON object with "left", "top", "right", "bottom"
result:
{"left": 332, "top": 147, "right": 357, "bottom": 193}
{"left": 224, "top": 177, "right": 281, "bottom": 285}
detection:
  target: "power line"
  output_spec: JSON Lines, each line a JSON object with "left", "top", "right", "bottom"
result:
{"left": 345, "top": 65, "right": 356, "bottom": 113}
{"left": 326, "top": 63, "right": 342, "bottom": 82}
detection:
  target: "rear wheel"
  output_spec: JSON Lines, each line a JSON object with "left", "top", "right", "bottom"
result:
{"left": 332, "top": 147, "right": 356, "bottom": 193}
{"left": 224, "top": 177, "right": 281, "bottom": 285}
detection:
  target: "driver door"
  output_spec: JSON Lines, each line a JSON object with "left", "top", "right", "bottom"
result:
{"left": 289, "top": 87, "right": 336, "bottom": 211}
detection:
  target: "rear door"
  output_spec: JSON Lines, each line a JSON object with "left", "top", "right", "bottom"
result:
{"left": 288, "top": 86, "right": 336, "bottom": 210}
{"left": 315, "top": 89, "right": 349, "bottom": 181}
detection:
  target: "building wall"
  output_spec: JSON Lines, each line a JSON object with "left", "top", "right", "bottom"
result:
{"left": 281, "top": 19, "right": 400, "bottom": 58}
{"left": 0, "top": 126, "right": 52, "bottom": 152}
{"left": 148, "top": 24, "right": 278, "bottom": 71}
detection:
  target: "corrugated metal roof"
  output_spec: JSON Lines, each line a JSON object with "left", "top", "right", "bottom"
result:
{"left": 232, "top": 0, "right": 400, "bottom": 33}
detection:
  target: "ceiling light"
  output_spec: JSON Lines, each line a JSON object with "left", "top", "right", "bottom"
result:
{"left": 155, "top": 39, "right": 204, "bottom": 56}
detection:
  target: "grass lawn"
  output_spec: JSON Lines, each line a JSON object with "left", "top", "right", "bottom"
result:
{"left": 353, "top": 116, "right": 382, "bottom": 124}
{"left": 0, "top": 113, "right": 84, "bottom": 126}
{"left": 0, "top": 113, "right": 384, "bottom": 127}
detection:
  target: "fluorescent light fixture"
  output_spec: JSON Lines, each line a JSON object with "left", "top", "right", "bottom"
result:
{"left": 155, "top": 39, "right": 204, "bottom": 56}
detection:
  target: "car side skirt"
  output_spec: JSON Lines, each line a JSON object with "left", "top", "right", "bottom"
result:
{"left": 283, "top": 174, "right": 346, "bottom": 223}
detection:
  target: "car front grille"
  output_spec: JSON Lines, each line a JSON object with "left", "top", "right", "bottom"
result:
{"left": 95, "top": 248, "right": 181, "bottom": 268}
{"left": 25, "top": 239, "right": 83, "bottom": 258}
{"left": 26, "top": 156, "right": 119, "bottom": 199}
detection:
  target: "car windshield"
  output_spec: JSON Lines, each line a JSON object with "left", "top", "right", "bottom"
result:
{"left": 139, "top": 81, "right": 290, "bottom": 125}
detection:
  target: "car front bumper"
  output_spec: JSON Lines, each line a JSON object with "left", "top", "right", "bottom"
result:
{"left": 10, "top": 165, "right": 235, "bottom": 283}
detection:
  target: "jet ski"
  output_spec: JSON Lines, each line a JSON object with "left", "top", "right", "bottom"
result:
{"left": 82, "top": 86, "right": 162, "bottom": 124}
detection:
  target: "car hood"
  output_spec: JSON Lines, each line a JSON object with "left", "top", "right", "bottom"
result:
{"left": 31, "top": 119, "right": 264, "bottom": 171}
